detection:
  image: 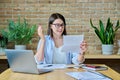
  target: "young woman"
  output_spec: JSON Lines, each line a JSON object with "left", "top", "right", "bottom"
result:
{"left": 35, "top": 13, "right": 87, "bottom": 65}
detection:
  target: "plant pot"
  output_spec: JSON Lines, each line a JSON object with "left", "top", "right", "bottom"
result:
{"left": 102, "top": 44, "right": 113, "bottom": 55}
{"left": 117, "top": 40, "right": 120, "bottom": 55}
{"left": 15, "top": 45, "right": 26, "bottom": 50}
{"left": 0, "top": 47, "right": 5, "bottom": 55}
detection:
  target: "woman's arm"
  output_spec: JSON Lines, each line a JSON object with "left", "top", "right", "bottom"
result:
{"left": 77, "top": 40, "right": 87, "bottom": 63}
{"left": 77, "top": 53, "right": 85, "bottom": 63}
{"left": 35, "top": 39, "right": 45, "bottom": 61}
{"left": 72, "top": 53, "right": 84, "bottom": 65}
{"left": 35, "top": 25, "right": 45, "bottom": 62}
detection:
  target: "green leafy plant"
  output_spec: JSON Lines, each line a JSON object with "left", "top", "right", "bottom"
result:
{"left": 7, "top": 16, "right": 36, "bottom": 45}
{"left": 0, "top": 30, "right": 8, "bottom": 48}
{"left": 90, "top": 18, "right": 120, "bottom": 44}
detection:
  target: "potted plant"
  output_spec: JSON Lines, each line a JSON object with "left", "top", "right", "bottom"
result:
{"left": 90, "top": 18, "right": 120, "bottom": 55}
{"left": 7, "top": 16, "right": 36, "bottom": 50}
{"left": 0, "top": 30, "right": 8, "bottom": 55}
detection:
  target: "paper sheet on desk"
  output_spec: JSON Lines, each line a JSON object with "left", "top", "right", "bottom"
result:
{"left": 66, "top": 71, "right": 112, "bottom": 80}
{"left": 37, "top": 64, "right": 67, "bottom": 69}
{"left": 37, "top": 64, "right": 83, "bottom": 69}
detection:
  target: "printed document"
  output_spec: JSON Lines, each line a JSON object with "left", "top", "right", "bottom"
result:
{"left": 66, "top": 71, "right": 112, "bottom": 80}
{"left": 62, "top": 35, "right": 84, "bottom": 53}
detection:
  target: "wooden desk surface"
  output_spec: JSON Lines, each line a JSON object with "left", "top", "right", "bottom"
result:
{"left": 1, "top": 54, "right": 120, "bottom": 59}
{"left": 0, "top": 65, "right": 120, "bottom": 80}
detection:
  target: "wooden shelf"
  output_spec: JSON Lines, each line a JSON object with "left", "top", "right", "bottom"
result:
{"left": 85, "top": 54, "right": 120, "bottom": 59}
{"left": 0, "top": 55, "right": 7, "bottom": 59}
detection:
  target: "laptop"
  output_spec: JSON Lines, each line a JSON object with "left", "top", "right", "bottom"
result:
{"left": 5, "top": 49, "right": 53, "bottom": 74}
{"left": 62, "top": 35, "right": 84, "bottom": 53}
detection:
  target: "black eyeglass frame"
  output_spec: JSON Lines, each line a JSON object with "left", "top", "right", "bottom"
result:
{"left": 52, "top": 23, "right": 65, "bottom": 29}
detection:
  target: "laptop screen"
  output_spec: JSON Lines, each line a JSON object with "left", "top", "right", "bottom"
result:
{"left": 5, "top": 49, "right": 40, "bottom": 74}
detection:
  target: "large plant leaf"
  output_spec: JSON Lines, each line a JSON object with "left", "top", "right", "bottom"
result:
{"left": 115, "top": 20, "right": 120, "bottom": 32}
{"left": 106, "top": 18, "right": 110, "bottom": 31}
{"left": 90, "top": 19, "right": 105, "bottom": 44}
{"left": 99, "top": 20, "right": 105, "bottom": 43}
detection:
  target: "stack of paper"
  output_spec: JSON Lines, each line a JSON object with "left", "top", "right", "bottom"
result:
{"left": 82, "top": 65, "right": 108, "bottom": 71}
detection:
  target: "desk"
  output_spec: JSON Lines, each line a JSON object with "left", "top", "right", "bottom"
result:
{"left": 1, "top": 55, "right": 120, "bottom": 74}
{"left": 1, "top": 54, "right": 120, "bottom": 59}
{"left": 0, "top": 65, "right": 120, "bottom": 80}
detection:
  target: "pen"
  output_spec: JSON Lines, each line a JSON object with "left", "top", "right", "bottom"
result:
{"left": 44, "top": 64, "right": 53, "bottom": 67}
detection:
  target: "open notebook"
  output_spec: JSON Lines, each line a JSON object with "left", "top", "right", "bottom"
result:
{"left": 82, "top": 64, "right": 108, "bottom": 71}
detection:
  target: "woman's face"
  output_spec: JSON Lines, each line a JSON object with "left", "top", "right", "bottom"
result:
{"left": 51, "top": 19, "right": 65, "bottom": 36}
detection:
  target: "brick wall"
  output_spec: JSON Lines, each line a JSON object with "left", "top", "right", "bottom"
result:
{"left": 0, "top": 0, "right": 120, "bottom": 54}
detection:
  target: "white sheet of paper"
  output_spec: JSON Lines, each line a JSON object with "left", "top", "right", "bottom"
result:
{"left": 37, "top": 64, "right": 84, "bottom": 70}
{"left": 66, "top": 71, "right": 112, "bottom": 80}
{"left": 62, "top": 35, "right": 84, "bottom": 53}
{"left": 37, "top": 64, "right": 67, "bottom": 69}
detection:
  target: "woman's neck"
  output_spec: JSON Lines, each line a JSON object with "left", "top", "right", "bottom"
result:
{"left": 52, "top": 34, "right": 63, "bottom": 48}
{"left": 52, "top": 34, "right": 62, "bottom": 40}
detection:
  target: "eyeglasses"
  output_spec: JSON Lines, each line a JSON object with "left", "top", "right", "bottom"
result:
{"left": 52, "top": 23, "right": 64, "bottom": 29}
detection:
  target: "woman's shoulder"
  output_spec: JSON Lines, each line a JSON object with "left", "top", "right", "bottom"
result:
{"left": 45, "top": 35, "right": 53, "bottom": 42}
{"left": 38, "top": 35, "right": 52, "bottom": 42}
{"left": 45, "top": 35, "right": 54, "bottom": 46}
{"left": 45, "top": 35, "right": 51, "bottom": 39}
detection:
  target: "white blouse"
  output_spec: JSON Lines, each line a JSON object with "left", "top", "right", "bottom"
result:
{"left": 53, "top": 46, "right": 67, "bottom": 64}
